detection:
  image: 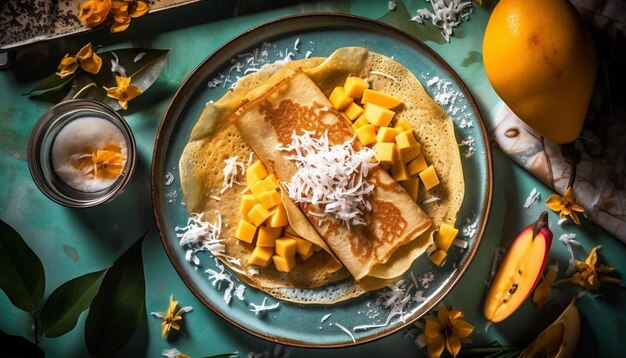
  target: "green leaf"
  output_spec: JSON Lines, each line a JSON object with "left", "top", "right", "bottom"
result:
{"left": 85, "top": 235, "right": 146, "bottom": 356}
{"left": 0, "top": 220, "right": 45, "bottom": 313}
{"left": 0, "top": 330, "right": 45, "bottom": 358}
{"left": 40, "top": 269, "right": 107, "bottom": 338}
{"left": 66, "top": 48, "right": 169, "bottom": 110}
{"left": 23, "top": 71, "right": 79, "bottom": 96}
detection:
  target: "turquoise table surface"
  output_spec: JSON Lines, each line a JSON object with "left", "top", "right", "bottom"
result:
{"left": 1, "top": 1, "right": 625, "bottom": 357}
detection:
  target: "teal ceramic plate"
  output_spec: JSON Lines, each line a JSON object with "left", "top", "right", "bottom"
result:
{"left": 152, "top": 14, "right": 492, "bottom": 348}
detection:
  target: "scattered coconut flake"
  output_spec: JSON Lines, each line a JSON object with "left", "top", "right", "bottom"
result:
{"left": 247, "top": 267, "right": 259, "bottom": 276}
{"left": 221, "top": 156, "right": 245, "bottom": 194}
{"left": 164, "top": 172, "right": 174, "bottom": 185}
{"left": 278, "top": 130, "right": 377, "bottom": 227}
{"left": 234, "top": 284, "right": 246, "bottom": 301}
{"left": 410, "top": 0, "right": 474, "bottom": 42}
{"left": 369, "top": 70, "right": 398, "bottom": 83}
{"left": 462, "top": 218, "right": 478, "bottom": 238}
{"left": 162, "top": 348, "right": 185, "bottom": 358}
{"left": 249, "top": 297, "right": 280, "bottom": 315}
{"left": 484, "top": 321, "right": 493, "bottom": 333}
{"left": 426, "top": 76, "right": 439, "bottom": 87}
{"left": 413, "top": 290, "right": 427, "bottom": 302}
{"left": 419, "top": 272, "right": 435, "bottom": 288}
{"left": 421, "top": 196, "right": 440, "bottom": 204}
{"left": 110, "top": 51, "right": 127, "bottom": 78}
{"left": 320, "top": 313, "right": 332, "bottom": 323}
{"left": 134, "top": 52, "right": 147, "bottom": 63}
{"left": 523, "top": 188, "right": 541, "bottom": 208}
{"left": 206, "top": 259, "right": 236, "bottom": 304}
{"left": 558, "top": 217, "right": 568, "bottom": 225}
{"left": 333, "top": 322, "right": 356, "bottom": 343}
{"left": 305, "top": 50, "right": 312, "bottom": 58}
{"left": 388, "top": 0, "right": 397, "bottom": 11}
{"left": 294, "top": 38, "right": 300, "bottom": 51}
{"left": 426, "top": 75, "right": 464, "bottom": 116}
{"left": 458, "top": 136, "right": 475, "bottom": 158}
{"left": 453, "top": 238, "right": 468, "bottom": 249}
{"left": 209, "top": 195, "right": 221, "bottom": 201}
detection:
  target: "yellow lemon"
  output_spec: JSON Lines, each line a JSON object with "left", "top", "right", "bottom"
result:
{"left": 483, "top": 0, "right": 596, "bottom": 144}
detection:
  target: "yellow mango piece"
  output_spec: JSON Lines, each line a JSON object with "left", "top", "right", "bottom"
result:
{"left": 391, "top": 157, "right": 410, "bottom": 182}
{"left": 343, "top": 76, "right": 369, "bottom": 98}
{"left": 257, "top": 226, "right": 282, "bottom": 247}
{"left": 293, "top": 237, "right": 314, "bottom": 257}
{"left": 435, "top": 223, "right": 459, "bottom": 252}
{"left": 265, "top": 174, "right": 279, "bottom": 188}
{"left": 300, "top": 249, "right": 315, "bottom": 261}
{"left": 249, "top": 179, "right": 273, "bottom": 198}
{"left": 407, "top": 154, "right": 428, "bottom": 176}
{"left": 247, "top": 246, "right": 274, "bottom": 267}
{"left": 395, "top": 130, "right": 418, "bottom": 150}
{"left": 239, "top": 194, "right": 259, "bottom": 218}
{"left": 272, "top": 254, "right": 296, "bottom": 272}
{"left": 375, "top": 142, "right": 395, "bottom": 165}
{"left": 400, "top": 178, "right": 419, "bottom": 202}
{"left": 429, "top": 249, "right": 447, "bottom": 266}
{"left": 275, "top": 237, "right": 297, "bottom": 258}
{"left": 248, "top": 203, "right": 273, "bottom": 226}
{"left": 352, "top": 114, "right": 370, "bottom": 130}
{"left": 361, "top": 89, "right": 403, "bottom": 109}
{"left": 394, "top": 118, "right": 413, "bottom": 132}
{"left": 355, "top": 124, "right": 377, "bottom": 146}
{"left": 257, "top": 189, "right": 281, "bottom": 210}
{"left": 246, "top": 160, "right": 268, "bottom": 188}
{"left": 343, "top": 102, "right": 364, "bottom": 121}
{"left": 364, "top": 103, "right": 395, "bottom": 127}
{"left": 419, "top": 165, "right": 440, "bottom": 190}
{"left": 376, "top": 126, "right": 400, "bottom": 143}
{"left": 267, "top": 204, "right": 289, "bottom": 228}
{"left": 401, "top": 145, "right": 421, "bottom": 164}
{"left": 284, "top": 225, "right": 299, "bottom": 237}
{"left": 329, "top": 86, "right": 354, "bottom": 110}
{"left": 235, "top": 219, "right": 257, "bottom": 243}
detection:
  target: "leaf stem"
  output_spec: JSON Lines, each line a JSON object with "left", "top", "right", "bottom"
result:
{"left": 72, "top": 82, "right": 97, "bottom": 99}
{"left": 563, "top": 142, "right": 578, "bottom": 189}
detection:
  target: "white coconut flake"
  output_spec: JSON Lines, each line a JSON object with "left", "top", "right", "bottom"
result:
{"left": 206, "top": 259, "right": 236, "bottom": 304}
{"left": 110, "top": 51, "right": 127, "bottom": 78}
{"left": 249, "top": 297, "right": 280, "bottom": 315}
{"left": 162, "top": 348, "right": 184, "bottom": 358}
{"left": 388, "top": 0, "right": 397, "bottom": 11}
{"left": 523, "top": 188, "right": 541, "bottom": 208}
{"left": 453, "top": 238, "right": 468, "bottom": 249}
{"left": 559, "top": 233, "right": 580, "bottom": 265}
{"left": 134, "top": 52, "right": 147, "bottom": 63}
{"left": 209, "top": 195, "right": 221, "bottom": 201}
{"left": 369, "top": 70, "right": 398, "bottom": 83}
{"left": 421, "top": 196, "right": 440, "bottom": 204}
{"left": 221, "top": 156, "right": 245, "bottom": 194}
{"left": 164, "top": 172, "right": 174, "bottom": 185}
{"left": 294, "top": 38, "right": 301, "bottom": 51}
{"left": 558, "top": 217, "right": 568, "bottom": 225}
{"left": 278, "top": 130, "right": 377, "bottom": 227}
{"left": 234, "top": 284, "right": 246, "bottom": 301}
{"left": 305, "top": 50, "right": 313, "bottom": 59}
{"left": 320, "top": 313, "right": 332, "bottom": 323}
{"left": 333, "top": 322, "right": 356, "bottom": 343}
{"left": 410, "top": 0, "right": 474, "bottom": 43}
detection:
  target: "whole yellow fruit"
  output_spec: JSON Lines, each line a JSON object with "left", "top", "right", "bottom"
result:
{"left": 483, "top": 0, "right": 596, "bottom": 144}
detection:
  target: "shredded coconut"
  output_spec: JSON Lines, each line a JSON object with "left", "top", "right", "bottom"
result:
{"left": 249, "top": 297, "right": 280, "bottom": 315}
{"left": 421, "top": 196, "right": 440, "bottom": 204}
{"left": 162, "top": 348, "right": 184, "bottom": 358}
{"left": 294, "top": 38, "right": 301, "bottom": 51}
{"left": 410, "top": 0, "right": 474, "bottom": 42}
{"left": 523, "top": 188, "right": 541, "bottom": 208}
{"left": 369, "top": 70, "right": 398, "bottom": 83}
{"left": 206, "top": 259, "right": 236, "bottom": 304}
{"left": 321, "top": 313, "right": 332, "bottom": 323}
{"left": 164, "top": 172, "right": 174, "bottom": 185}
{"left": 221, "top": 156, "right": 245, "bottom": 194}
{"left": 110, "top": 51, "right": 127, "bottom": 78}
{"left": 278, "top": 130, "right": 377, "bottom": 227}
{"left": 133, "top": 52, "right": 147, "bottom": 63}
{"left": 388, "top": 0, "right": 397, "bottom": 11}
{"left": 333, "top": 322, "right": 356, "bottom": 343}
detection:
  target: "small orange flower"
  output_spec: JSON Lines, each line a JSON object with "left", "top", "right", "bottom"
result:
{"left": 533, "top": 264, "right": 558, "bottom": 308}
{"left": 152, "top": 295, "right": 193, "bottom": 338}
{"left": 78, "top": 0, "right": 112, "bottom": 27}
{"left": 110, "top": 1, "right": 131, "bottom": 33}
{"left": 104, "top": 76, "right": 143, "bottom": 110}
{"left": 565, "top": 246, "right": 621, "bottom": 290}
{"left": 56, "top": 43, "right": 103, "bottom": 78}
{"left": 130, "top": 1, "right": 149, "bottom": 18}
{"left": 545, "top": 187, "right": 585, "bottom": 225}
{"left": 71, "top": 144, "right": 125, "bottom": 180}
{"left": 422, "top": 305, "right": 474, "bottom": 358}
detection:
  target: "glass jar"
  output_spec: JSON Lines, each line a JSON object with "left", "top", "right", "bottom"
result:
{"left": 27, "top": 99, "right": 137, "bottom": 208}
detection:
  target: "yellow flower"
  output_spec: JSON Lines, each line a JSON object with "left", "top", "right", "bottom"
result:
{"left": 565, "top": 246, "right": 621, "bottom": 290}
{"left": 56, "top": 43, "right": 103, "bottom": 78}
{"left": 545, "top": 187, "right": 585, "bottom": 225}
{"left": 533, "top": 264, "right": 557, "bottom": 308}
{"left": 130, "top": 1, "right": 149, "bottom": 18}
{"left": 154, "top": 295, "right": 192, "bottom": 338}
{"left": 104, "top": 76, "right": 143, "bottom": 110}
{"left": 110, "top": 1, "right": 131, "bottom": 33}
{"left": 423, "top": 305, "right": 474, "bottom": 358}
{"left": 71, "top": 144, "right": 125, "bottom": 180}
{"left": 78, "top": 0, "right": 112, "bottom": 27}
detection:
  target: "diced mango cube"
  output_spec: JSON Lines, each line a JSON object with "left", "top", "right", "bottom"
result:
{"left": 419, "top": 165, "right": 440, "bottom": 190}
{"left": 401, "top": 145, "right": 421, "bottom": 164}
{"left": 235, "top": 219, "right": 257, "bottom": 243}
{"left": 376, "top": 126, "right": 400, "bottom": 143}
{"left": 265, "top": 174, "right": 279, "bottom": 188}
{"left": 400, "top": 178, "right": 419, "bottom": 202}
{"left": 395, "top": 130, "right": 418, "bottom": 150}
{"left": 247, "top": 246, "right": 274, "bottom": 267}
{"left": 364, "top": 103, "right": 395, "bottom": 127}
{"left": 275, "top": 237, "right": 297, "bottom": 258}
{"left": 248, "top": 203, "right": 273, "bottom": 226}
{"left": 284, "top": 225, "right": 299, "bottom": 237}
{"left": 352, "top": 114, "right": 370, "bottom": 130}
{"left": 355, "top": 124, "right": 377, "bottom": 146}
{"left": 246, "top": 160, "right": 268, "bottom": 188}
{"left": 329, "top": 86, "right": 354, "bottom": 110}
{"left": 435, "top": 223, "right": 459, "bottom": 252}
{"left": 429, "top": 249, "right": 447, "bottom": 267}
{"left": 391, "top": 157, "right": 410, "bottom": 182}
{"left": 393, "top": 118, "right": 413, "bottom": 133}
{"left": 257, "top": 189, "right": 281, "bottom": 210}
{"left": 407, "top": 154, "right": 428, "bottom": 176}
{"left": 272, "top": 254, "right": 296, "bottom": 272}
{"left": 313, "top": 244, "right": 322, "bottom": 252}
{"left": 267, "top": 204, "right": 289, "bottom": 228}
{"left": 343, "top": 76, "right": 369, "bottom": 98}
{"left": 361, "top": 89, "right": 403, "bottom": 109}
{"left": 343, "top": 102, "right": 364, "bottom": 121}
{"left": 300, "top": 249, "right": 315, "bottom": 261}
{"left": 257, "top": 226, "right": 282, "bottom": 247}
{"left": 249, "top": 179, "right": 273, "bottom": 198}
{"left": 375, "top": 142, "right": 395, "bottom": 165}
{"left": 239, "top": 194, "right": 259, "bottom": 218}
{"left": 293, "top": 237, "right": 314, "bottom": 257}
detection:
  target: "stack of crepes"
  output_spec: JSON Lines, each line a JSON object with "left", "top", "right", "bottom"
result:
{"left": 179, "top": 47, "right": 464, "bottom": 303}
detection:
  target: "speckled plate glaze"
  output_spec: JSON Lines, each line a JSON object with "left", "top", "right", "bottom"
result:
{"left": 152, "top": 14, "right": 492, "bottom": 348}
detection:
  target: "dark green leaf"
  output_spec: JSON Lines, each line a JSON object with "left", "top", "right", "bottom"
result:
{"left": 66, "top": 48, "right": 169, "bottom": 110}
{"left": 0, "top": 330, "right": 45, "bottom": 358}
{"left": 0, "top": 220, "right": 45, "bottom": 313}
{"left": 23, "top": 71, "right": 79, "bottom": 96}
{"left": 40, "top": 269, "right": 107, "bottom": 338}
{"left": 85, "top": 235, "right": 146, "bottom": 356}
